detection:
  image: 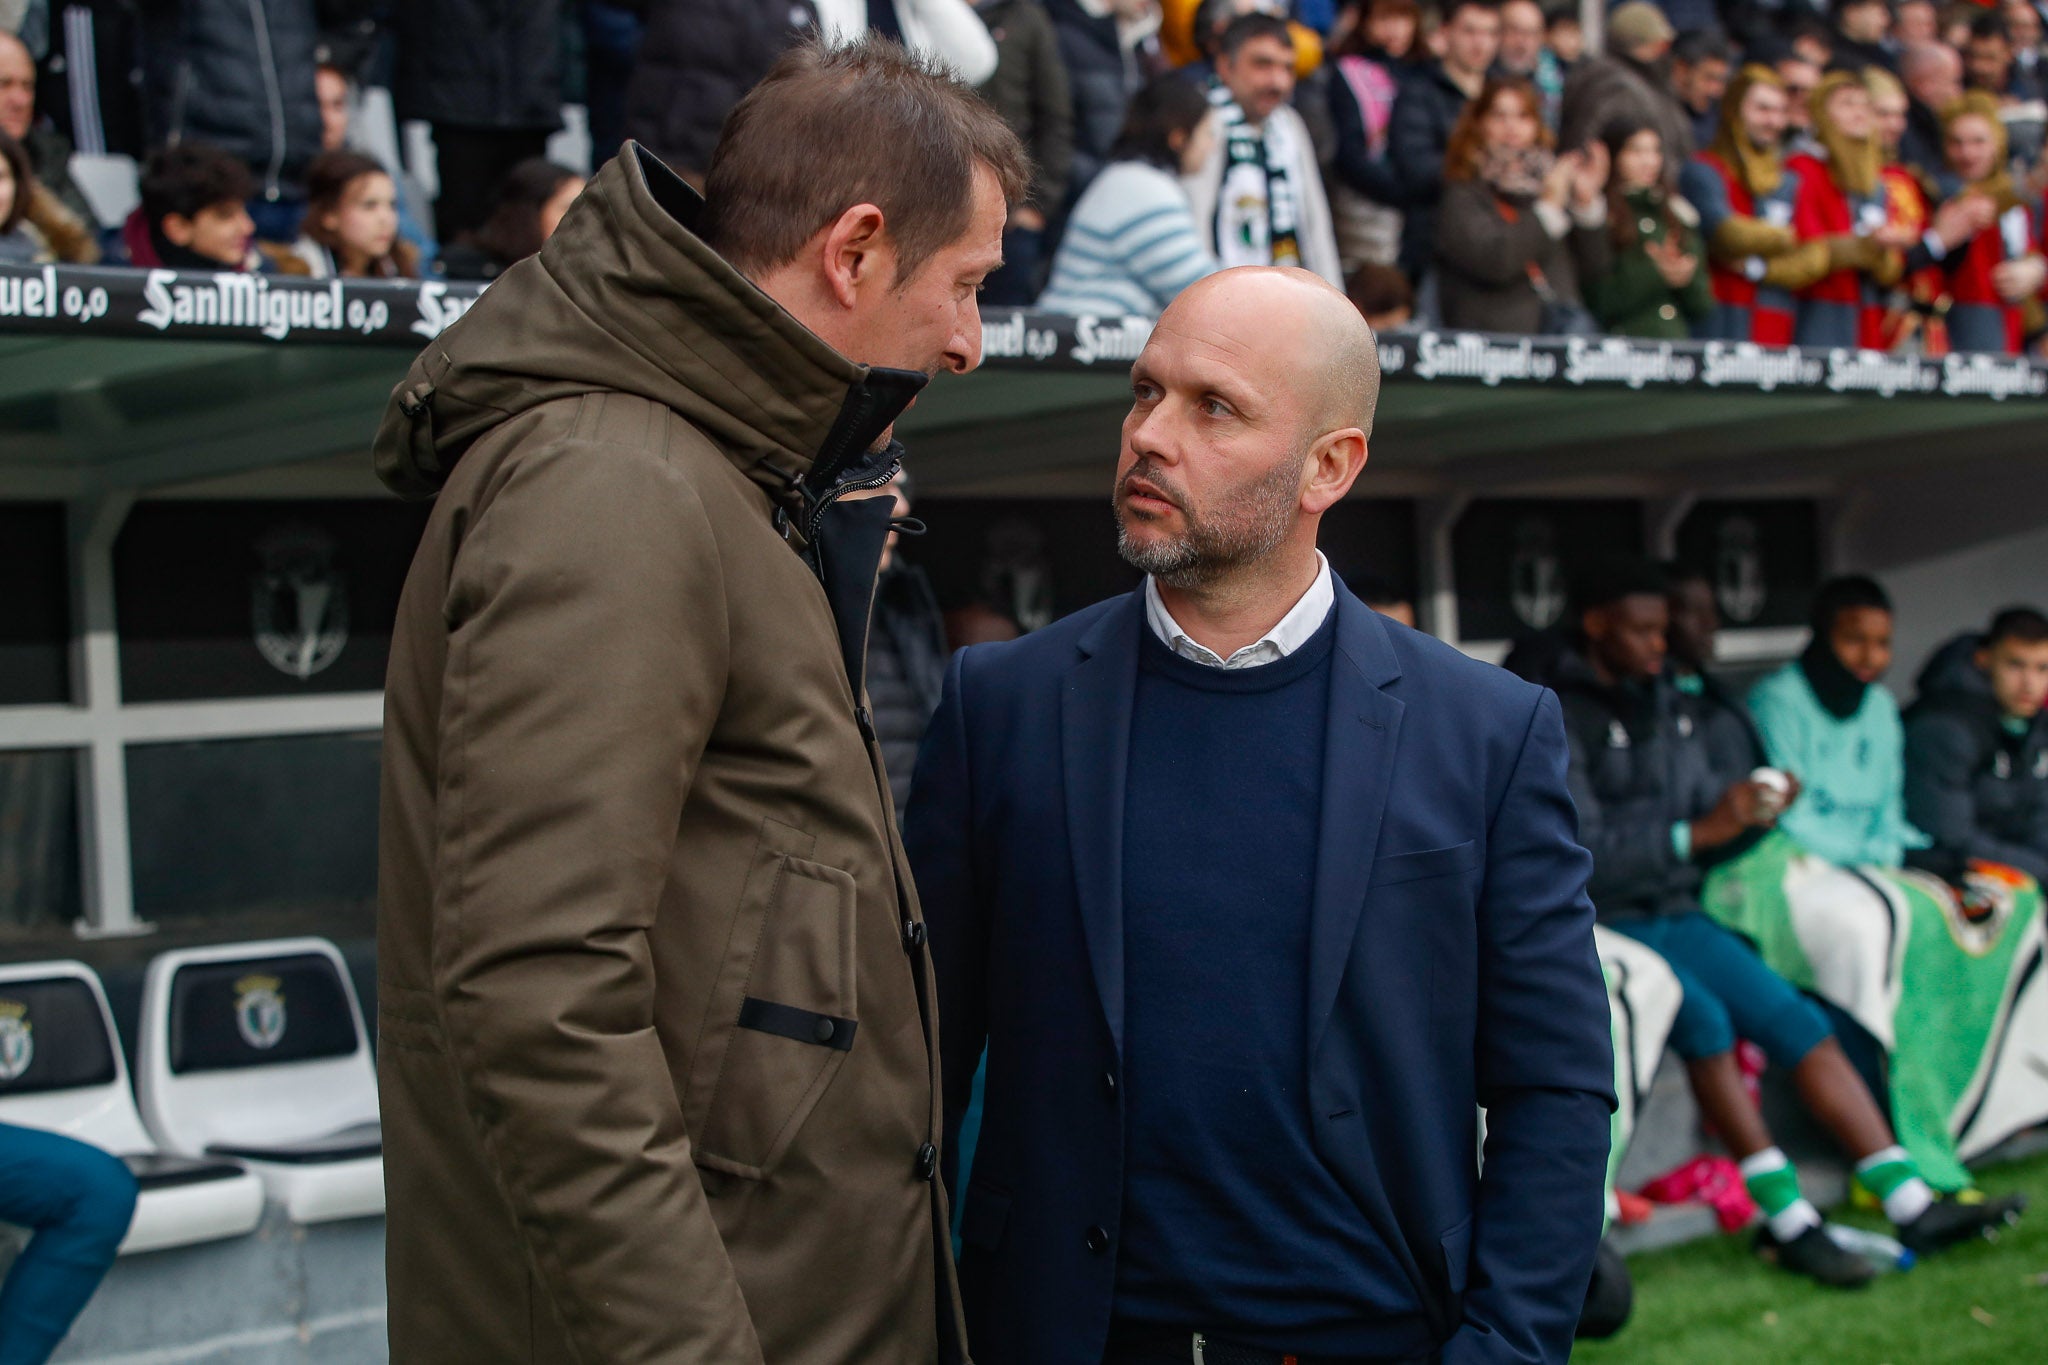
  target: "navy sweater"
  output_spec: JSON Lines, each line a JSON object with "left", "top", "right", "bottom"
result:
{"left": 1114, "top": 614, "right": 1412, "bottom": 1350}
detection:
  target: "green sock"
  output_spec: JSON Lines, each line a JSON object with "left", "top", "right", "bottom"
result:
{"left": 1857, "top": 1146, "right": 1935, "bottom": 1223}
{"left": 1742, "top": 1148, "right": 1803, "bottom": 1217}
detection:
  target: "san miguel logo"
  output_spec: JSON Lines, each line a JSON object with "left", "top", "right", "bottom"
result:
{"left": 252, "top": 522, "right": 348, "bottom": 680}
{"left": 234, "top": 975, "right": 288, "bottom": 1050}
{"left": 0, "top": 1000, "right": 33, "bottom": 1081}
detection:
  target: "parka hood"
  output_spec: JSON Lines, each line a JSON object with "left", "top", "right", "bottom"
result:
{"left": 374, "top": 143, "right": 926, "bottom": 510}
{"left": 1914, "top": 631, "right": 1996, "bottom": 712}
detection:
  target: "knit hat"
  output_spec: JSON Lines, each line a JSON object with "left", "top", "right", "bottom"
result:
{"left": 1606, "top": 2, "right": 1677, "bottom": 51}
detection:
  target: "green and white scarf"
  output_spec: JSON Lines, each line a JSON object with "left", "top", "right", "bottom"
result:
{"left": 1208, "top": 81, "right": 1303, "bottom": 269}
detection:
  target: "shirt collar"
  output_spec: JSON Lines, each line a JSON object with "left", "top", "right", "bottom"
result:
{"left": 1143, "top": 552, "right": 1334, "bottom": 670}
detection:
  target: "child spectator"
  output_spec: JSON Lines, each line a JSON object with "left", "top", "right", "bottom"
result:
{"left": 1433, "top": 77, "right": 1611, "bottom": 334}
{"left": 435, "top": 159, "right": 583, "bottom": 282}
{"left": 126, "top": 141, "right": 305, "bottom": 273}
{"left": 974, "top": 0, "right": 1076, "bottom": 305}
{"left": 1584, "top": 120, "right": 1713, "bottom": 337}
{"left": 288, "top": 150, "right": 419, "bottom": 279}
{"left": 1039, "top": 74, "right": 1220, "bottom": 317}
{"left": 1907, "top": 606, "right": 2048, "bottom": 886}
{"left": 1546, "top": 7, "right": 1584, "bottom": 67}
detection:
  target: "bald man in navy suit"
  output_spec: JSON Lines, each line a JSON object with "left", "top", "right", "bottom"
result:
{"left": 906, "top": 268, "right": 1616, "bottom": 1365}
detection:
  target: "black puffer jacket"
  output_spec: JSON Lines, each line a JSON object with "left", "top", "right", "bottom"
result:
{"left": 141, "top": 0, "right": 323, "bottom": 201}
{"left": 1046, "top": 0, "right": 1145, "bottom": 198}
{"left": 1386, "top": 60, "right": 1471, "bottom": 278}
{"left": 394, "top": 0, "right": 563, "bottom": 131}
{"left": 1554, "top": 646, "right": 1724, "bottom": 921}
{"left": 1904, "top": 633, "right": 2048, "bottom": 884}
{"left": 621, "top": 0, "right": 818, "bottom": 183}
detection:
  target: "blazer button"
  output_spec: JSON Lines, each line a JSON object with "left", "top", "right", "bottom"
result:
{"left": 1103, "top": 1070, "right": 1117, "bottom": 1095}
{"left": 915, "top": 1142, "right": 939, "bottom": 1181}
{"left": 902, "top": 920, "right": 928, "bottom": 951}
{"left": 813, "top": 1017, "right": 838, "bottom": 1044}
{"left": 1084, "top": 1226, "right": 1110, "bottom": 1254}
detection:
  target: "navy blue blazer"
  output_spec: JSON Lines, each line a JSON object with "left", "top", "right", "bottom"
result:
{"left": 905, "top": 584, "right": 1616, "bottom": 1365}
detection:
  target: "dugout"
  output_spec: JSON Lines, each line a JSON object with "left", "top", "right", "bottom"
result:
{"left": 4, "top": 268, "right": 2048, "bottom": 950}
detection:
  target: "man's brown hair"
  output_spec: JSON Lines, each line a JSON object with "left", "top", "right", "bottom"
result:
{"left": 702, "top": 37, "right": 1029, "bottom": 284}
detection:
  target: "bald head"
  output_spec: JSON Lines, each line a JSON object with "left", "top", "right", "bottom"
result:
{"left": 1901, "top": 41, "right": 1962, "bottom": 109}
{"left": 1157, "top": 267, "right": 1383, "bottom": 441}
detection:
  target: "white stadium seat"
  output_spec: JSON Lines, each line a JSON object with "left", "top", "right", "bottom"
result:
{"left": 0, "top": 960, "right": 265, "bottom": 1255}
{"left": 135, "top": 938, "right": 382, "bottom": 1224}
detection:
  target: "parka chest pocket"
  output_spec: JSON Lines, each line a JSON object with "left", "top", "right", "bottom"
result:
{"left": 686, "top": 819, "right": 858, "bottom": 1180}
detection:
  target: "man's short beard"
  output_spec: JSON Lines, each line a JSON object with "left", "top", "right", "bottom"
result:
{"left": 1113, "top": 449, "right": 1307, "bottom": 590}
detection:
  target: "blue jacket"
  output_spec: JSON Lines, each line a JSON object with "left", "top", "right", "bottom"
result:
{"left": 905, "top": 585, "right": 1615, "bottom": 1365}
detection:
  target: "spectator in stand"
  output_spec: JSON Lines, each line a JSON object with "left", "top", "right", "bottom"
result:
{"left": 1865, "top": 65, "right": 1938, "bottom": 350}
{"left": 1788, "top": 71, "right": 1909, "bottom": 347}
{"left": 1388, "top": 0, "right": 1500, "bottom": 280}
{"left": 434, "top": 157, "right": 582, "bottom": 282}
{"left": 1942, "top": 1, "right": 1980, "bottom": 52}
{"left": 2006, "top": 0, "right": 2047, "bottom": 89}
{"left": 621, "top": 3, "right": 814, "bottom": 189}
{"left": 1897, "top": 0, "right": 1941, "bottom": 48}
{"left": 0, "top": 1122, "right": 139, "bottom": 1365}
{"left": 814, "top": 0, "right": 1000, "bottom": 81}
{"left": 396, "top": 0, "right": 564, "bottom": 244}
{"left": 1048, "top": 0, "right": 1169, "bottom": 199}
{"left": 1686, "top": 64, "right": 1871, "bottom": 344}
{"left": 1777, "top": 49, "right": 1825, "bottom": 149}
{"left": 287, "top": 149, "right": 419, "bottom": 278}
{"left": 1906, "top": 607, "right": 2048, "bottom": 887}
{"left": 1344, "top": 258, "right": 1416, "bottom": 326}
{"left": 0, "top": 123, "right": 92, "bottom": 263}
{"left": 1672, "top": 27, "right": 1736, "bottom": 151}
{"left": 1326, "top": 0, "right": 1417, "bottom": 272}
{"left": 1434, "top": 76, "right": 1611, "bottom": 332}
{"left": 1547, "top": 6, "right": 1585, "bottom": 67}
{"left": 975, "top": 0, "right": 1076, "bottom": 305}
{"left": 126, "top": 141, "right": 306, "bottom": 272}
{"left": 1183, "top": 13, "right": 1342, "bottom": 281}
{"left": 1496, "top": 0, "right": 1563, "bottom": 128}
{"left": 1166, "top": 0, "right": 1326, "bottom": 83}
{"left": 1965, "top": 10, "right": 2048, "bottom": 168}
{"left": 315, "top": 62, "right": 351, "bottom": 153}
{"left": 1830, "top": 0, "right": 1897, "bottom": 74}
{"left": 1560, "top": 2, "right": 1693, "bottom": 167}
{"left": 1557, "top": 560, "right": 2022, "bottom": 1289}
{"left": 139, "top": 0, "right": 323, "bottom": 243}
{"left": 1040, "top": 72, "right": 1220, "bottom": 314}
{"left": 1584, "top": 119, "right": 1713, "bottom": 337}
{"left": 1924, "top": 93, "right": 2047, "bottom": 352}
{"left": 0, "top": 28, "right": 91, "bottom": 229}
{"left": 1899, "top": 40, "right": 1965, "bottom": 188}
{"left": 1788, "top": 15, "right": 1836, "bottom": 70}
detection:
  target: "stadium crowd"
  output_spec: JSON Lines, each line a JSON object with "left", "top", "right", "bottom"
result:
{"left": 5, "top": 0, "right": 2048, "bottom": 352}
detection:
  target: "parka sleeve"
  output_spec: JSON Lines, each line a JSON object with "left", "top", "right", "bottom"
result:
{"left": 1435, "top": 182, "right": 1554, "bottom": 288}
{"left": 428, "top": 437, "right": 762, "bottom": 1363}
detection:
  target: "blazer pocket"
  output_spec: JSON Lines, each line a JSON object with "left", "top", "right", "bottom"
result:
{"left": 690, "top": 819, "right": 858, "bottom": 1180}
{"left": 1371, "top": 840, "right": 1480, "bottom": 889}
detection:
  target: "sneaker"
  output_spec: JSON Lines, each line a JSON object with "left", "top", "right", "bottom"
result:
{"left": 1753, "top": 1223, "right": 1880, "bottom": 1288}
{"left": 1897, "top": 1190, "right": 2027, "bottom": 1256}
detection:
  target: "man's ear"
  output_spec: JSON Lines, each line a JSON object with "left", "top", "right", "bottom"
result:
{"left": 161, "top": 212, "right": 197, "bottom": 247}
{"left": 1300, "top": 428, "right": 1369, "bottom": 515}
{"left": 818, "top": 202, "right": 891, "bottom": 310}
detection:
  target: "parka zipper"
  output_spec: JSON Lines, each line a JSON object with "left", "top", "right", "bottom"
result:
{"left": 245, "top": 0, "right": 289, "bottom": 200}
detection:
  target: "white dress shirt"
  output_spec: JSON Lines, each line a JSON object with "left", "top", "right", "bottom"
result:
{"left": 1142, "top": 553, "right": 1335, "bottom": 670}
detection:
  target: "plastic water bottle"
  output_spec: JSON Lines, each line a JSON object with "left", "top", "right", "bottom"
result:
{"left": 1822, "top": 1222, "right": 1916, "bottom": 1272}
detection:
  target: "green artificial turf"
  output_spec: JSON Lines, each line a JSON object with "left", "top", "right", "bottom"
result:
{"left": 1574, "top": 1150, "right": 2048, "bottom": 1363}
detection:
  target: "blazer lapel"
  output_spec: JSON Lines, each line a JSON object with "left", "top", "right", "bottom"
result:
{"left": 1063, "top": 593, "right": 1145, "bottom": 1059}
{"left": 1308, "top": 591, "right": 1406, "bottom": 1057}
